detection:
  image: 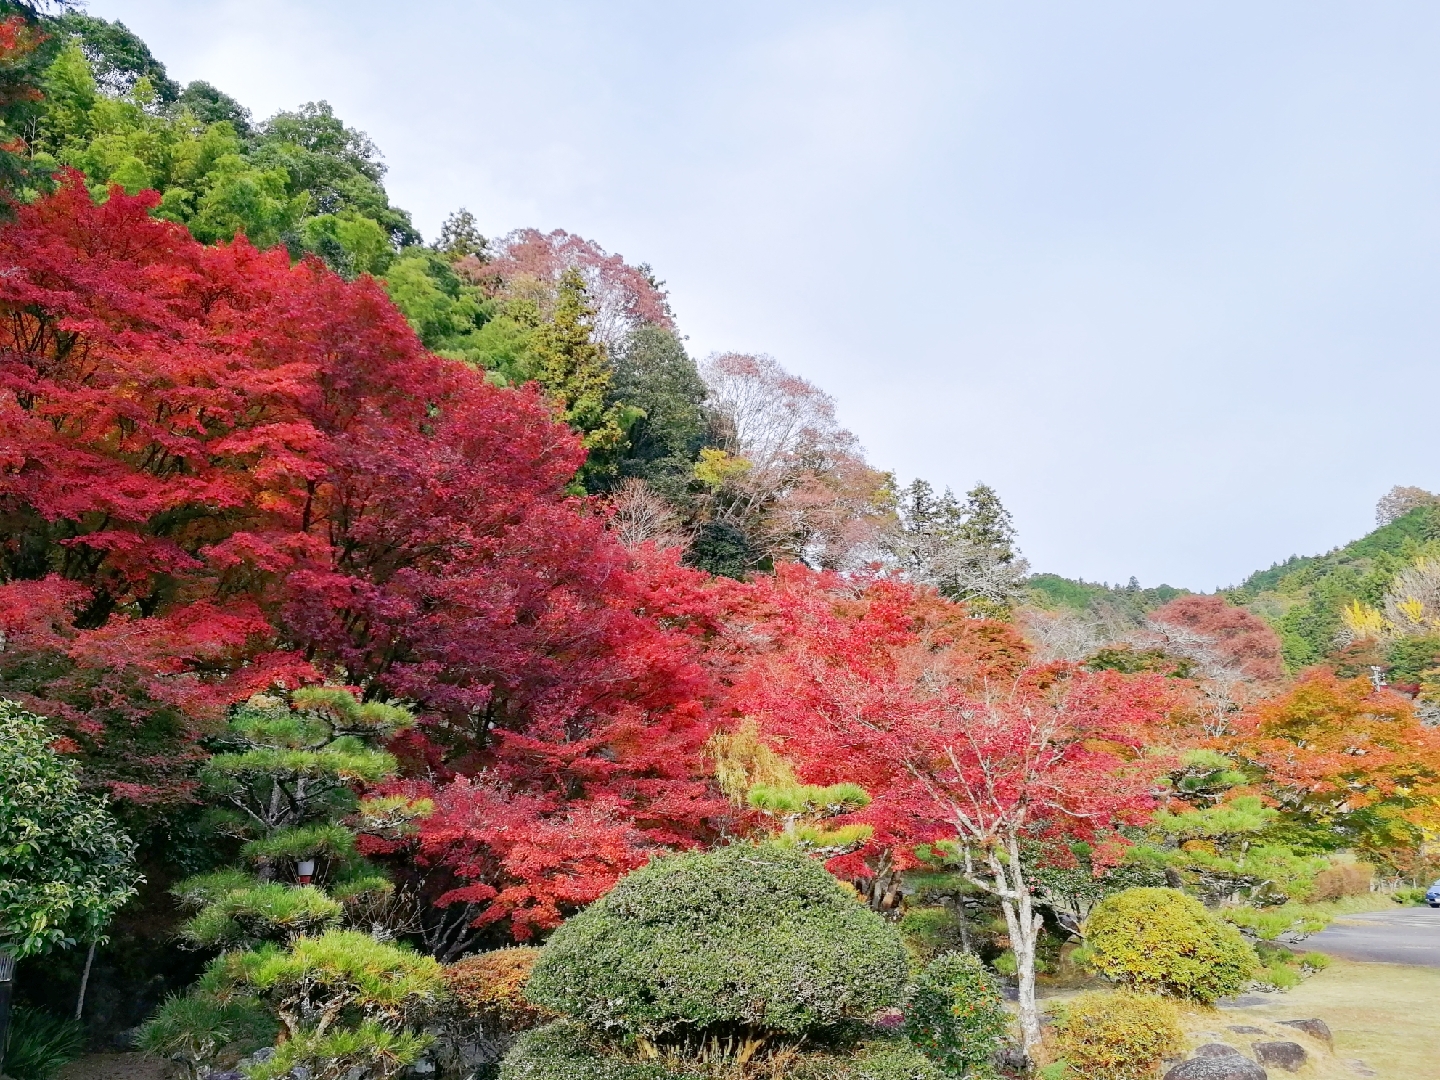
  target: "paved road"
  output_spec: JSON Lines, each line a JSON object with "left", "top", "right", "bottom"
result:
{"left": 1301, "top": 906, "right": 1440, "bottom": 966}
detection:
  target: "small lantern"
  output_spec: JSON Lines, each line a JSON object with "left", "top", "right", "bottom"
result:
{"left": 297, "top": 859, "right": 316, "bottom": 885}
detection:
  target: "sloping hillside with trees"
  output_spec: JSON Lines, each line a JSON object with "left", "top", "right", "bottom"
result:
{"left": 0, "top": 8, "right": 1438, "bottom": 1080}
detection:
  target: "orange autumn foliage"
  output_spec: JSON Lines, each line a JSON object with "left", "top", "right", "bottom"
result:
{"left": 1236, "top": 669, "right": 1440, "bottom": 833}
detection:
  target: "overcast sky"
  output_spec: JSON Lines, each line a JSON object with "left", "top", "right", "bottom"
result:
{"left": 87, "top": 1, "right": 1440, "bottom": 590}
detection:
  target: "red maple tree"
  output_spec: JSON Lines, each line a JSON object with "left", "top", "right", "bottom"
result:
{"left": 724, "top": 568, "right": 1176, "bottom": 1054}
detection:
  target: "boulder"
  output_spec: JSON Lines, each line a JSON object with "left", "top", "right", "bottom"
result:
{"left": 1252, "top": 1042, "right": 1307, "bottom": 1072}
{"left": 1195, "top": 1045, "right": 1243, "bottom": 1058}
{"left": 1278, "top": 1018, "right": 1333, "bottom": 1048}
{"left": 1164, "top": 1056, "right": 1268, "bottom": 1080}
{"left": 1227, "top": 1026, "right": 1265, "bottom": 1035}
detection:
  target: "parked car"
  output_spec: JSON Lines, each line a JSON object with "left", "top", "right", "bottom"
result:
{"left": 1427, "top": 880, "right": 1440, "bottom": 908}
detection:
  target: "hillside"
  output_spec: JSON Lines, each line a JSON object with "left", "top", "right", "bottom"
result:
{"left": 1225, "top": 506, "right": 1440, "bottom": 674}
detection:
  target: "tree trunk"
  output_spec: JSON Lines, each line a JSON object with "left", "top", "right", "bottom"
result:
{"left": 991, "top": 839, "right": 1043, "bottom": 1056}
{"left": 75, "top": 941, "right": 95, "bottom": 1021}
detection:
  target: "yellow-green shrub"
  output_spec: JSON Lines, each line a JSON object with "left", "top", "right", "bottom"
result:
{"left": 1051, "top": 991, "right": 1182, "bottom": 1080}
{"left": 1083, "top": 888, "right": 1258, "bottom": 1003}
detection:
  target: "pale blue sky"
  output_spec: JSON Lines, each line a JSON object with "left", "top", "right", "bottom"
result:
{"left": 89, "top": 1, "right": 1440, "bottom": 590}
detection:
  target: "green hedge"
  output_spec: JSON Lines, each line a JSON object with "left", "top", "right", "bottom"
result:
{"left": 500, "top": 1022, "right": 941, "bottom": 1080}
{"left": 525, "top": 845, "right": 909, "bottom": 1039}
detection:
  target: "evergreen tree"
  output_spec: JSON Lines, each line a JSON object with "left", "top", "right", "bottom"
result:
{"left": 895, "top": 480, "right": 1029, "bottom": 618}
{"left": 138, "top": 689, "right": 442, "bottom": 1080}
{"left": 530, "top": 267, "right": 639, "bottom": 490}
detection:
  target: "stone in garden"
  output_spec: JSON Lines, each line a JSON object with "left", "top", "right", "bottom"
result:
{"left": 1195, "top": 1044, "right": 1243, "bottom": 1058}
{"left": 1344, "top": 1060, "right": 1377, "bottom": 1077}
{"left": 1218, "top": 994, "right": 1273, "bottom": 1008}
{"left": 1252, "top": 1042, "right": 1307, "bottom": 1072}
{"left": 1228, "top": 1025, "right": 1265, "bottom": 1035}
{"left": 1163, "top": 1056, "right": 1268, "bottom": 1080}
{"left": 1278, "top": 1018, "right": 1333, "bottom": 1048}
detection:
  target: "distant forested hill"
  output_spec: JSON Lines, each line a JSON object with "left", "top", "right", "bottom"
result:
{"left": 1224, "top": 503, "right": 1440, "bottom": 675}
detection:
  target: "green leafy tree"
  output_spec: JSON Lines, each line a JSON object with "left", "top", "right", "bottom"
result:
{"left": 0, "top": 700, "right": 139, "bottom": 959}
{"left": 50, "top": 12, "right": 179, "bottom": 100}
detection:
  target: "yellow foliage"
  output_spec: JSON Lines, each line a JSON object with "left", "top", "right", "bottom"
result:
{"left": 1051, "top": 991, "right": 1182, "bottom": 1080}
{"left": 693, "top": 448, "right": 752, "bottom": 491}
{"left": 705, "top": 719, "right": 797, "bottom": 803}
{"left": 1342, "top": 599, "right": 1390, "bottom": 640}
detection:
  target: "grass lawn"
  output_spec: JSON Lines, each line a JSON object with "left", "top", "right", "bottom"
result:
{"left": 1223, "top": 958, "right": 1440, "bottom": 1080}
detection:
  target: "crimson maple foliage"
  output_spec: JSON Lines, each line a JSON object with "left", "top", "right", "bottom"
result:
{"left": 0, "top": 176, "right": 729, "bottom": 896}
{"left": 721, "top": 566, "right": 1177, "bottom": 1054}
{"left": 1151, "top": 594, "right": 1284, "bottom": 682}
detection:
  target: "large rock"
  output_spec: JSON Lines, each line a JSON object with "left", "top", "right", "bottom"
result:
{"left": 1164, "top": 1056, "right": 1268, "bottom": 1080}
{"left": 1252, "top": 1042, "right": 1307, "bottom": 1072}
{"left": 1194, "top": 1044, "right": 1243, "bottom": 1058}
{"left": 1278, "top": 1018, "right": 1333, "bottom": 1048}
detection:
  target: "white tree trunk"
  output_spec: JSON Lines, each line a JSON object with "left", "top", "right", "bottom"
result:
{"left": 990, "top": 840, "right": 1043, "bottom": 1055}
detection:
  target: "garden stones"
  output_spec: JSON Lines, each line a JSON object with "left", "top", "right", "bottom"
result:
{"left": 1195, "top": 1044, "right": 1245, "bottom": 1058}
{"left": 1227, "top": 1025, "right": 1265, "bottom": 1035}
{"left": 1252, "top": 1042, "right": 1307, "bottom": 1072}
{"left": 1277, "top": 1018, "right": 1333, "bottom": 1048}
{"left": 1163, "top": 1055, "right": 1268, "bottom": 1080}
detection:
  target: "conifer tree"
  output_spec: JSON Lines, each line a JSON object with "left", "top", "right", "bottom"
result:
{"left": 530, "top": 267, "right": 639, "bottom": 489}
{"left": 138, "top": 688, "right": 443, "bottom": 1080}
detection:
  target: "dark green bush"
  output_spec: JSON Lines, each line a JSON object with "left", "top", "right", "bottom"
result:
{"left": 525, "top": 844, "right": 909, "bottom": 1039}
{"left": 902, "top": 953, "right": 1008, "bottom": 1077}
{"left": 500, "top": 1021, "right": 942, "bottom": 1080}
{"left": 1082, "top": 887, "right": 1258, "bottom": 1003}
{"left": 4, "top": 1006, "right": 86, "bottom": 1080}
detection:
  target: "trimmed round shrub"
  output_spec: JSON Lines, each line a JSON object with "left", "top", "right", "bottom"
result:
{"left": 1082, "top": 887, "right": 1258, "bottom": 1003}
{"left": 525, "top": 844, "right": 909, "bottom": 1039}
{"left": 1051, "top": 991, "right": 1182, "bottom": 1080}
{"left": 902, "top": 953, "right": 1008, "bottom": 1077}
{"left": 500, "top": 1021, "right": 942, "bottom": 1080}
{"left": 446, "top": 947, "right": 552, "bottom": 1032}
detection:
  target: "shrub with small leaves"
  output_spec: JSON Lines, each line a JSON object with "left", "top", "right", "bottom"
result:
{"left": 525, "top": 844, "right": 909, "bottom": 1040}
{"left": 446, "top": 947, "right": 551, "bottom": 1032}
{"left": 1083, "top": 888, "right": 1258, "bottom": 1003}
{"left": 902, "top": 953, "right": 1008, "bottom": 1078}
{"left": 1051, "top": 991, "right": 1182, "bottom": 1080}
{"left": 500, "top": 1020, "right": 942, "bottom": 1080}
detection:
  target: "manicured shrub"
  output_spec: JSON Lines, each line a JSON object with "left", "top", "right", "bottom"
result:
{"left": 525, "top": 844, "right": 909, "bottom": 1039}
{"left": 1083, "top": 888, "right": 1258, "bottom": 1003}
{"left": 1051, "top": 991, "right": 1182, "bottom": 1080}
{"left": 500, "top": 1021, "right": 942, "bottom": 1080}
{"left": 1310, "top": 861, "right": 1372, "bottom": 901}
{"left": 902, "top": 953, "right": 1008, "bottom": 1077}
{"left": 446, "top": 947, "right": 552, "bottom": 1032}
